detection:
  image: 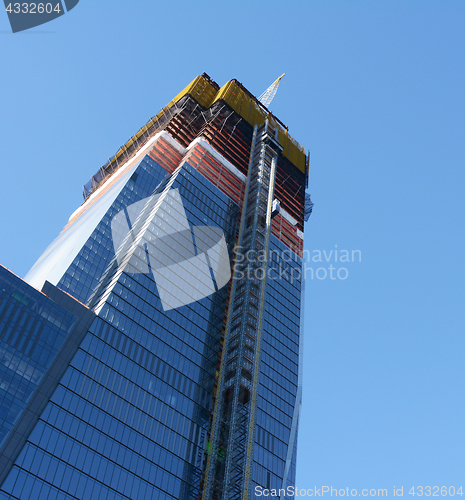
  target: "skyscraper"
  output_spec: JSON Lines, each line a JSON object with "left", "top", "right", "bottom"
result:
{"left": 0, "top": 74, "right": 310, "bottom": 500}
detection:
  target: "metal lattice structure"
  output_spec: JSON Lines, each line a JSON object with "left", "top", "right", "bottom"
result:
{"left": 202, "top": 120, "right": 283, "bottom": 500}
{"left": 258, "top": 74, "right": 285, "bottom": 108}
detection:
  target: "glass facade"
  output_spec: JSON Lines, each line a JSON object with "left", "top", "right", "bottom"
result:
{"left": 0, "top": 158, "right": 241, "bottom": 499}
{"left": 252, "top": 238, "right": 302, "bottom": 496}
{"left": 0, "top": 267, "right": 77, "bottom": 447}
{"left": 0, "top": 74, "right": 307, "bottom": 499}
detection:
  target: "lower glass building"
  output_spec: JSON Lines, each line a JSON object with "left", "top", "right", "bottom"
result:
{"left": 0, "top": 74, "right": 310, "bottom": 499}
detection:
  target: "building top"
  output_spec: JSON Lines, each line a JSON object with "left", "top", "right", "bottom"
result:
{"left": 173, "top": 74, "right": 308, "bottom": 174}
{"left": 83, "top": 73, "right": 308, "bottom": 201}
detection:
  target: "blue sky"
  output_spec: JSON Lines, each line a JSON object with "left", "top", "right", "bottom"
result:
{"left": 1, "top": 0, "right": 464, "bottom": 494}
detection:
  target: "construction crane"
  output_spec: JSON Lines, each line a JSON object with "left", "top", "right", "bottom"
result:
{"left": 258, "top": 73, "right": 285, "bottom": 108}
